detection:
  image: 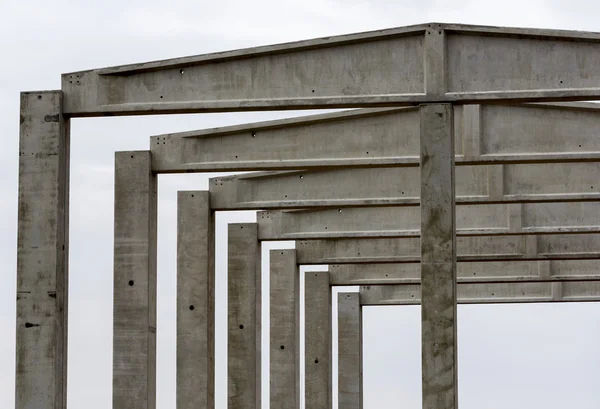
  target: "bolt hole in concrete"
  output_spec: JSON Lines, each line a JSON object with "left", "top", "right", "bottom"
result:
{"left": 239, "top": 324, "right": 244, "bottom": 329}
{"left": 189, "top": 305, "right": 194, "bottom": 311}
{"left": 130, "top": 155, "right": 133, "bottom": 158}
{"left": 280, "top": 345, "right": 285, "bottom": 350}
{"left": 128, "top": 280, "right": 134, "bottom": 286}
{"left": 37, "top": 95, "right": 42, "bottom": 99}
{"left": 314, "top": 359, "right": 319, "bottom": 364}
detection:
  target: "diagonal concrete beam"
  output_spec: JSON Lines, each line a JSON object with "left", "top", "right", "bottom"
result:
{"left": 257, "top": 202, "right": 600, "bottom": 239}
{"left": 209, "top": 163, "right": 600, "bottom": 210}
{"left": 152, "top": 102, "right": 600, "bottom": 172}
{"left": 62, "top": 23, "right": 600, "bottom": 116}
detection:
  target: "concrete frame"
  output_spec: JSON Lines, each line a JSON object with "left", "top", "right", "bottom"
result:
{"left": 17, "top": 22, "right": 600, "bottom": 409}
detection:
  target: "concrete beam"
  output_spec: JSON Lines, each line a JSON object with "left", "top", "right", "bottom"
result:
{"left": 257, "top": 202, "right": 600, "bottom": 239}
{"left": 420, "top": 104, "right": 457, "bottom": 409}
{"left": 16, "top": 91, "right": 69, "bottom": 409}
{"left": 305, "top": 271, "right": 332, "bottom": 409}
{"left": 152, "top": 102, "right": 600, "bottom": 173}
{"left": 209, "top": 162, "right": 600, "bottom": 210}
{"left": 295, "top": 234, "right": 600, "bottom": 264}
{"left": 337, "top": 293, "right": 362, "bottom": 409}
{"left": 62, "top": 23, "right": 600, "bottom": 116}
{"left": 228, "top": 223, "right": 261, "bottom": 409}
{"left": 177, "top": 191, "right": 214, "bottom": 409}
{"left": 328, "top": 260, "right": 600, "bottom": 285}
{"left": 270, "top": 250, "right": 300, "bottom": 409}
{"left": 359, "top": 281, "right": 600, "bottom": 305}
{"left": 113, "top": 151, "right": 157, "bottom": 409}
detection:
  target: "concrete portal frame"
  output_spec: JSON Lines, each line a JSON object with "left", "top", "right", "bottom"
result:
{"left": 17, "top": 22, "right": 600, "bottom": 409}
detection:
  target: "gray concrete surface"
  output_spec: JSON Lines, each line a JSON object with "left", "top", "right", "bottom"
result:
{"left": 328, "top": 260, "right": 600, "bottom": 285}
{"left": 338, "top": 292, "right": 363, "bottom": 409}
{"left": 61, "top": 23, "right": 600, "bottom": 116}
{"left": 269, "top": 249, "right": 300, "bottom": 409}
{"left": 304, "top": 271, "right": 331, "bottom": 409}
{"left": 16, "top": 91, "right": 69, "bottom": 409}
{"left": 295, "top": 234, "right": 600, "bottom": 263}
{"left": 208, "top": 162, "right": 600, "bottom": 210}
{"left": 257, "top": 202, "right": 600, "bottom": 239}
{"left": 359, "top": 282, "right": 600, "bottom": 305}
{"left": 151, "top": 102, "right": 600, "bottom": 172}
{"left": 228, "top": 223, "right": 260, "bottom": 409}
{"left": 420, "top": 104, "right": 457, "bottom": 409}
{"left": 176, "top": 191, "right": 214, "bottom": 409}
{"left": 113, "top": 151, "right": 157, "bottom": 409}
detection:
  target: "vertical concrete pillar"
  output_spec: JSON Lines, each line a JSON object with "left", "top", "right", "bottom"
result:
{"left": 419, "top": 104, "right": 457, "bottom": 409}
{"left": 337, "top": 293, "right": 362, "bottom": 409}
{"left": 228, "top": 223, "right": 260, "bottom": 409}
{"left": 305, "top": 271, "right": 331, "bottom": 409}
{"left": 177, "top": 191, "right": 215, "bottom": 409}
{"left": 113, "top": 151, "right": 157, "bottom": 409}
{"left": 270, "top": 249, "right": 300, "bottom": 409}
{"left": 16, "top": 91, "right": 69, "bottom": 409}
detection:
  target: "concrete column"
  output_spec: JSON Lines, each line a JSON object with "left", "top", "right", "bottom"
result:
{"left": 270, "top": 249, "right": 300, "bottom": 409}
{"left": 228, "top": 223, "right": 260, "bottom": 409}
{"left": 305, "top": 271, "right": 331, "bottom": 409}
{"left": 419, "top": 104, "right": 457, "bottom": 409}
{"left": 337, "top": 293, "right": 362, "bottom": 409}
{"left": 113, "top": 151, "right": 157, "bottom": 409}
{"left": 16, "top": 91, "right": 69, "bottom": 409}
{"left": 177, "top": 191, "right": 215, "bottom": 409}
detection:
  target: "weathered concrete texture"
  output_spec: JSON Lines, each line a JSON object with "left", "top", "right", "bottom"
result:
{"left": 270, "top": 249, "right": 300, "bottom": 409}
{"left": 295, "top": 234, "right": 600, "bottom": 264}
{"left": 305, "top": 271, "right": 331, "bottom": 409}
{"left": 228, "top": 223, "right": 260, "bottom": 409}
{"left": 62, "top": 24, "right": 600, "bottom": 116}
{"left": 359, "top": 281, "right": 600, "bottom": 305}
{"left": 257, "top": 202, "right": 600, "bottom": 239}
{"left": 420, "top": 104, "right": 457, "bottom": 409}
{"left": 113, "top": 151, "right": 157, "bottom": 409}
{"left": 337, "top": 293, "right": 362, "bottom": 409}
{"left": 177, "top": 191, "right": 214, "bottom": 409}
{"left": 209, "top": 162, "right": 600, "bottom": 210}
{"left": 329, "top": 260, "right": 600, "bottom": 285}
{"left": 16, "top": 91, "right": 69, "bottom": 409}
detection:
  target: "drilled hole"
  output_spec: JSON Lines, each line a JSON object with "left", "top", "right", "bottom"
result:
{"left": 130, "top": 155, "right": 134, "bottom": 158}
{"left": 128, "top": 280, "right": 134, "bottom": 286}
{"left": 189, "top": 305, "right": 194, "bottom": 310}
{"left": 160, "top": 96, "right": 163, "bottom": 99}
{"left": 280, "top": 345, "right": 285, "bottom": 350}
{"left": 239, "top": 324, "right": 244, "bottom": 329}
{"left": 37, "top": 95, "right": 42, "bottom": 100}
{"left": 314, "top": 359, "right": 319, "bottom": 364}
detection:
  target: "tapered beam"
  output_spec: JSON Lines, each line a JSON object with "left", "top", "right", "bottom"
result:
{"left": 305, "top": 271, "right": 331, "bottom": 409}
{"left": 152, "top": 102, "right": 600, "bottom": 173}
{"left": 177, "top": 191, "right": 215, "bottom": 409}
{"left": 113, "top": 151, "right": 157, "bottom": 409}
{"left": 337, "top": 293, "right": 362, "bottom": 409}
{"left": 62, "top": 23, "right": 600, "bottom": 116}
{"left": 295, "top": 234, "right": 600, "bottom": 264}
{"left": 328, "top": 260, "right": 600, "bottom": 285}
{"left": 420, "top": 104, "right": 457, "bottom": 409}
{"left": 209, "top": 162, "right": 600, "bottom": 210}
{"left": 359, "top": 282, "right": 600, "bottom": 305}
{"left": 228, "top": 223, "right": 261, "bottom": 409}
{"left": 257, "top": 202, "right": 600, "bottom": 239}
{"left": 270, "top": 249, "right": 300, "bottom": 409}
{"left": 16, "top": 91, "right": 69, "bottom": 409}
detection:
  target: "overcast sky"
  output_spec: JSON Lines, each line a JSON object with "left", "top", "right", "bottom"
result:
{"left": 2, "top": 1, "right": 600, "bottom": 408}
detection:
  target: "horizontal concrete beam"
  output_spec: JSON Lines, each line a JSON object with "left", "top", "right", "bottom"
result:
{"left": 257, "top": 202, "right": 600, "bottom": 239}
{"left": 209, "top": 163, "right": 600, "bottom": 209}
{"left": 295, "top": 234, "right": 600, "bottom": 264}
{"left": 62, "top": 23, "right": 600, "bottom": 116}
{"left": 359, "top": 281, "right": 600, "bottom": 305}
{"left": 152, "top": 103, "right": 600, "bottom": 172}
{"left": 328, "top": 260, "right": 600, "bottom": 285}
